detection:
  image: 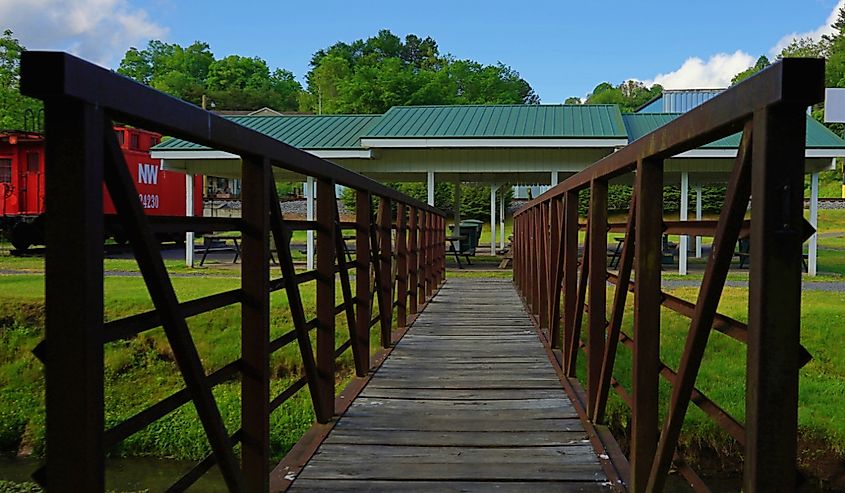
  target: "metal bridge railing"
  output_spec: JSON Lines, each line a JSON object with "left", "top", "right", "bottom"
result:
{"left": 20, "top": 51, "right": 446, "bottom": 492}
{"left": 512, "top": 58, "right": 823, "bottom": 493}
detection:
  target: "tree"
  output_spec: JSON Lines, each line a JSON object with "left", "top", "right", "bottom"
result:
{"left": 117, "top": 40, "right": 302, "bottom": 111}
{"left": 584, "top": 80, "right": 661, "bottom": 112}
{"left": 302, "top": 29, "right": 539, "bottom": 114}
{"left": 824, "top": 6, "right": 845, "bottom": 88}
{"left": 731, "top": 55, "right": 771, "bottom": 85}
{"left": 0, "top": 30, "right": 42, "bottom": 131}
{"left": 778, "top": 37, "right": 827, "bottom": 59}
{"left": 564, "top": 97, "right": 582, "bottom": 104}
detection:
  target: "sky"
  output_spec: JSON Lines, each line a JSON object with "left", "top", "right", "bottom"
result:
{"left": 2, "top": 0, "right": 843, "bottom": 103}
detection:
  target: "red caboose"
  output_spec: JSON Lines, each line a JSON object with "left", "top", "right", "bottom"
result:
{"left": 0, "top": 126, "right": 203, "bottom": 249}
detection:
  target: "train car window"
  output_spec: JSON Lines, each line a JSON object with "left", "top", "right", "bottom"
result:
{"left": 26, "top": 153, "right": 39, "bottom": 172}
{"left": 130, "top": 133, "right": 139, "bottom": 150}
{"left": 150, "top": 136, "right": 159, "bottom": 147}
{"left": 114, "top": 130, "right": 125, "bottom": 145}
{"left": 0, "top": 159, "right": 11, "bottom": 183}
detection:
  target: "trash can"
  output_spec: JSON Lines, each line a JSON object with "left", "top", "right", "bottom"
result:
{"left": 460, "top": 220, "right": 484, "bottom": 252}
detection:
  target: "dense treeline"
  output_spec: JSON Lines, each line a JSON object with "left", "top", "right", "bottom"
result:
{"left": 118, "top": 30, "right": 538, "bottom": 114}
{"left": 300, "top": 30, "right": 538, "bottom": 114}
{"left": 0, "top": 28, "right": 538, "bottom": 129}
{"left": 117, "top": 40, "right": 302, "bottom": 111}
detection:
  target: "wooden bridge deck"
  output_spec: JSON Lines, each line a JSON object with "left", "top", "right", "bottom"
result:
{"left": 288, "top": 278, "right": 610, "bottom": 492}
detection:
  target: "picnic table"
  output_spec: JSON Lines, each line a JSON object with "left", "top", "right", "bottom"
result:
{"left": 446, "top": 234, "right": 469, "bottom": 269}
{"left": 197, "top": 234, "right": 241, "bottom": 266}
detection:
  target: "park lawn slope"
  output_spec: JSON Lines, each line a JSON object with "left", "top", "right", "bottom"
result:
{"left": 0, "top": 273, "right": 371, "bottom": 461}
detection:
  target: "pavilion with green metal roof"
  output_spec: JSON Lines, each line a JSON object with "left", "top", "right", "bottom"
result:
{"left": 152, "top": 102, "right": 845, "bottom": 275}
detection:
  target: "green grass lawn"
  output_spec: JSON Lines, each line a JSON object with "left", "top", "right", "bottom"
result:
{"left": 0, "top": 272, "right": 381, "bottom": 461}
{"left": 572, "top": 284, "right": 845, "bottom": 476}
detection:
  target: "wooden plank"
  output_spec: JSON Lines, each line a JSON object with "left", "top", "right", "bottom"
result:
{"left": 295, "top": 462, "right": 604, "bottom": 482}
{"left": 310, "top": 444, "right": 599, "bottom": 461}
{"left": 289, "top": 480, "right": 610, "bottom": 493}
{"left": 333, "top": 416, "right": 586, "bottom": 432}
{"left": 348, "top": 397, "right": 575, "bottom": 412}
{"left": 359, "top": 388, "right": 567, "bottom": 400}
{"left": 323, "top": 429, "right": 590, "bottom": 447}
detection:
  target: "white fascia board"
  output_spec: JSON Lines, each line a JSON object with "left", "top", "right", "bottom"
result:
{"left": 674, "top": 148, "right": 845, "bottom": 158}
{"left": 806, "top": 148, "right": 845, "bottom": 158}
{"left": 151, "top": 149, "right": 372, "bottom": 160}
{"left": 310, "top": 149, "right": 372, "bottom": 159}
{"left": 151, "top": 149, "right": 239, "bottom": 160}
{"left": 360, "top": 137, "right": 628, "bottom": 148}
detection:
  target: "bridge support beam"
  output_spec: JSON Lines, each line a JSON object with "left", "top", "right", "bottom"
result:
{"left": 587, "top": 179, "right": 607, "bottom": 418}
{"left": 44, "top": 100, "right": 106, "bottom": 493}
{"left": 241, "top": 156, "right": 270, "bottom": 492}
{"left": 745, "top": 103, "right": 807, "bottom": 493}
{"left": 315, "top": 178, "right": 336, "bottom": 422}
{"left": 631, "top": 158, "right": 663, "bottom": 493}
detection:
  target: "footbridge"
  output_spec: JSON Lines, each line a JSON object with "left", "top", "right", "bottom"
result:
{"left": 20, "top": 52, "right": 822, "bottom": 492}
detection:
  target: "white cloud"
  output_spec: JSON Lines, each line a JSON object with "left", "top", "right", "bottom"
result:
{"left": 771, "top": 0, "right": 845, "bottom": 56}
{"left": 640, "top": 51, "right": 755, "bottom": 90}
{"left": 0, "top": 0, "right": 167, "bottom": 67}
{"left": 635, "top": 1, "right": 844, "bottom": 91}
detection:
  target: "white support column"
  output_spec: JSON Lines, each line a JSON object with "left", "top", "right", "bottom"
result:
{"left": 185, "top": 173, "right": 195, "bottom": 267}
{"left": 679, "top": 172, "right": 689, "bottom": 275}
{"left": 453, "top": 179, "right": 461, "bottom": 252}
{"left": 427, "top": 171, "right": 435, "bottom": 206}
{"left": 695, "top": 183, "right": 703, "bottom": 258}
{"left": 550, "top": 170, "right": 559, "bottom": 186}
{"left": 499, "top": 186, "right": 506, "bottom": 251}
{"left": 306, "top": 176, "right": 315, "bottom": 270}
{"left": 490, "top": 184, "right": 500, "bottom": 255}
{"left": 809, "top": 172, "right": 819, "bottom": 276}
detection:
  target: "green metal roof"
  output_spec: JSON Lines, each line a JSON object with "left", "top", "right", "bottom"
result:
{"left": 363, "top": 105, "right": 627, "bottom": 139}
{"left": 622, "top": 113, "right": 845, "bottom": 149}
{"left": 154, "top": 114, "right": 381, "bottom": 151}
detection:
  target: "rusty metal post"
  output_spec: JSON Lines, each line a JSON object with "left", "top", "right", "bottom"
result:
{"left": 408, "top": 208, "right": 419, "bottom": 314}
{"left": 529, "top": 208, "right": 538, "bottom": 314}
{"left": 396, "top": 203, "right": 408, "bottom": 327}
{"left": 631, "top": 158, "right": 663, "bottom": 493}
{"left": 241, "top": 156, "right": 270, "bottom": 492}
{"left": 419, "top": 211, "right": 428, "bottom": 303}
{"left": 438, "top": 215, "right": 445, "bottom": 284}
{"left": 377, "top": 197, "right": 393, "bottom": 347}
{"left": 355, "top": 191, "right": 372, "bottom": 373}
{"left": 587, "top": 179, "right": 607, "bottom": 419}
{"left": 512, "top": 216, "right": 519, "bottom": 285}
{"left": 550, "top": 197, "right": 564, "bottom": 349}
{"left": 538, "top": 202, "right": 550, "bottom": 329}
{"left": 745, "top": 104, "right": 808, "bottom": 492}
{"left": 425, "top": 211, "right": 433, "bottom": 298}
{"left": 562, "top": 191, "right": 579, "bottom": 372}
{"left": 316, "top": 178, "right": 337, "bottom": 420}
{"left": 43, "top": 100, "right": 105, "bottom": 492}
